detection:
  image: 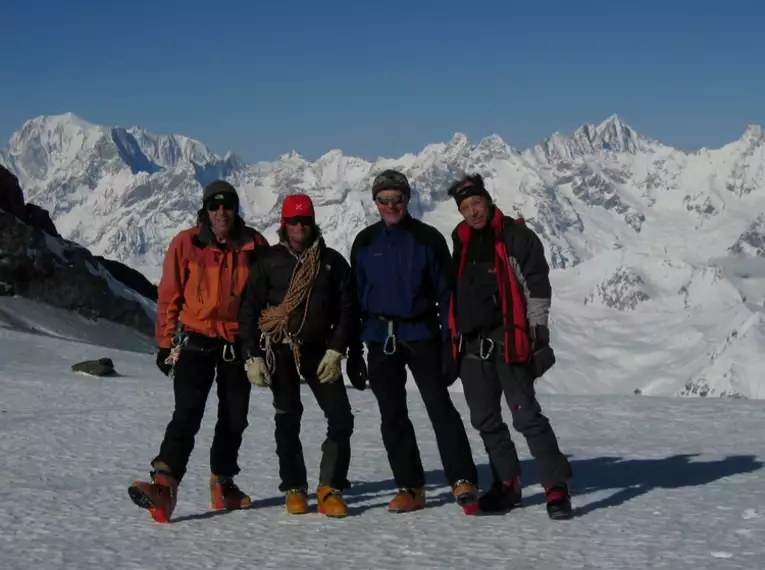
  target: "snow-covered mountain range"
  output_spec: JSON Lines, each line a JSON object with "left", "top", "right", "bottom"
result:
{"left": 2, "top": 113, "right": 764, "bottom": 399}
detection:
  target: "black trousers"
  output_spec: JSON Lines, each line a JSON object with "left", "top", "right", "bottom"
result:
{"left": 459, "top": 337, "right": 572, "bottom": 488}
{"left": 366, "top": 338, "right": 478, "bottom": 489}
{"left": 269, "top": 345, "right": 354, "bottom": 492}
{"left": 154, "top": 338, "right": 251, "bottom": 483}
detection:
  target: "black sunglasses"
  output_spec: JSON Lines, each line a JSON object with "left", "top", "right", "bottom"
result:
{"left": 206, "top": 198, "right": 237, "bottom": 212}
{"left": 375, "top": 195, "right": 405, "bottom": 206}
{"left": 284, "top": 216, "right": 314, "bottom": 226}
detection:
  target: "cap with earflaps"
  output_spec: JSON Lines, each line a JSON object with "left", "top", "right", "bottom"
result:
{"left": 202, "top": 180, "right": 239, "bottom": 204}
{"left": 371, "top": 169, "right": 411, "bottom": 198}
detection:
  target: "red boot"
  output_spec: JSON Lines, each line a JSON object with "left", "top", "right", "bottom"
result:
{"left": 544, "top": 482, "right": 573, "bottom": 520}
{"left": 453, "top": 480, "right": 480, "bottom": 515}
{"left": 478, "top": 476, "right": 522, "bottom": 514}
{"left": 127, "top": 463, "right": 179, "bottom": 523}
{"left": 210, "top": 475, "right": 252, "bottom": 510}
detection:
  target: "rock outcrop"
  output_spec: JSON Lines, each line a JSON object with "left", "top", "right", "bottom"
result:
{"left": 0, "top": 164, "right": 156, "bottom": 336}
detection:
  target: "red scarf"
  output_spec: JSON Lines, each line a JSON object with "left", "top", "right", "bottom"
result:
{"left": 449, "top": 207, "right": 531, "bottom": 363}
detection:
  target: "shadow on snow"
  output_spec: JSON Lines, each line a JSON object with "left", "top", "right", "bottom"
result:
{"left": 170, "top": 453, "right": 763, "bottom": 521}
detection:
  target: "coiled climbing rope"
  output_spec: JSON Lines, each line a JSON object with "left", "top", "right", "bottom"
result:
{"left": 258, "top": 240, "right": 321, "bottom": 375}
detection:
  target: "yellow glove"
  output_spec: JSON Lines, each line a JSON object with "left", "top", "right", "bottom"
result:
{"left": 316, "top": 349, "right": 343, "bottom": 384}
{"left": 245, "top": 357, "right": 270, "bottom": 387}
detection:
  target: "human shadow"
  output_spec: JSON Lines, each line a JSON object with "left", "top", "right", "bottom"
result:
{"left": 480, "top": 453, "right": 763, "bottom": 517}
{"left": 344, "top": 469, "right": 460, "bottom": 515}
{"left": 345, "top": 453, "right": 763, "bottom": 517}
{"left": 173, "top": 453, "right": 763, "bottom": 520}
{"left": 172, "top": 494, "right": 285, "bottom": 523}
{"left": 566, "top": 453, "right": 763, "bottom": 517}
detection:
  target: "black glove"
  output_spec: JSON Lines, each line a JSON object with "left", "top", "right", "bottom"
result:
{"left": 529, "top": 325, "right": 555, "bottom": 379}
{"left": 156, "top": 348, "right": 173, "bottom": 377}
{"left": 346, "top": 349, "right": 369, "bottom": 391}
{"left": 441, "top": 341, "right": 459, "bottom": 386}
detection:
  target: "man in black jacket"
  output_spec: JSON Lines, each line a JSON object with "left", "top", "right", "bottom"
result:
{"left": 446, "top": 174, "right": 573, "bottom": 520}
{"left": 238, "top": 193, "right": 356, "bottom": 518}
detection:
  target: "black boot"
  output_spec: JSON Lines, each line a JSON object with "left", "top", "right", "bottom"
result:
{"left": 544, "top": 483, "right": 573, "bottom": 520}
{"left": 478, "top": 476, "right": 522, "bottom": 514}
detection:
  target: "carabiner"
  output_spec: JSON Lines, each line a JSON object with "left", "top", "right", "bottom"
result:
{"left": 479, "top": 337, "right": 495, "bottom": 361}
{"left": 222, "top": 343, "right": 236, "bottom": 362}
{"left": 383, "top": 320, "right": 397, "bottom": 355}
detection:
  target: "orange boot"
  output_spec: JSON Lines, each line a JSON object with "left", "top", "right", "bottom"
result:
{"left": 317, "top": 486, "right": 348, "bottom": 518}
{"left": 452, "top": 479, "right": 479, "bottom": 515}
{"left": 388, "top": 487, "right": 425, "bottom": 513}
{"left": 285, "top": 489, "right": 309, "bottom": 515}
{"left": 127, "top": 463, "right": 179, "bottom": 523}
{"left": 210, "top": 475, "right": 252, "bottom": 510}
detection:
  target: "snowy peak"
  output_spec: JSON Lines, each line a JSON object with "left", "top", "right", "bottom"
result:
{"left": 476, "top": 134, "right": 515, "bottom": 160}
{"left": 530, "top": 114, "right": 659, "bottom": 164}
{"left": 2, "top": 113, "right": 249, "bottom": 213}
{"left": 5, "top": 113, "right": 112, "bottom": 179}
{"left": 742, "top": 125, "right": 765, "bottom": 146}
{"left": 730, "top": 214, "right": 765, "bottom": 257}
{"left": 573, "top": 114, "right": 644, "bottom": 154}
{"left": 124, "top": 126, "right": 220, "bottom": 168}
{"left": 278, "top": 150, "right": 305, "bottom": 162}
{"left": 584, "top": 264, "right": 651, "bottom": 311}
{"left": 3, "top": 111, "right": 765, "bottom": 276}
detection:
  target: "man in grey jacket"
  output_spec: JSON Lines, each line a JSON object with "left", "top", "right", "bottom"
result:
{"left": 447, "top": 173, "right": 573, "bottom": 520}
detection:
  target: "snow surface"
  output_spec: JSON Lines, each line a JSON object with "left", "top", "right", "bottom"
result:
{"left": 1, "top": 302, "right": 765, "bottom": 569}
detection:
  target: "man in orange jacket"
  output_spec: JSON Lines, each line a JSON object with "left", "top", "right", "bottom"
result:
{"left": 128, "top": 180, "right": 268, "bottom": 523}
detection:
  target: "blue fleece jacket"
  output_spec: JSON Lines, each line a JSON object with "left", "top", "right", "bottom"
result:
{"left": 350, "top": 215, "right": 452, "bottom": 345}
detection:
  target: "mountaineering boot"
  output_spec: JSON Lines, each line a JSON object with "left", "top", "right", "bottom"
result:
{"left": 545, "top": 483, "right": 573, "bottom": 520}
{"left": 284, "top": 489, "right": 309, "bottom": 515}
{"left": 452, "top": 479, "right": 480, "bottom": 515}
{"left": 317, "top": 486, "right": 348, "bottom": 518}
{"left": 388, "top": 487, "right": 425, "bottom": 513}
{"left": 210, "top": 475, "right": 252, "bottom": 510}
{"left": 478, "top": 476, "right": 522, "bottom": 514}
{"left": 127, "top": 462, "right": 179, "bottom": 523}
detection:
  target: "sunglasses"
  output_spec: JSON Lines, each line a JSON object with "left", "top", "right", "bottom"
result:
{"left": 375, "top": 195, "right": 405, "bottom": 206}
{"left": 206, "top": 198, "right": 237, "bottom": 212}
{"left": 284, "top": 216, "right": 314, "bottom": 226}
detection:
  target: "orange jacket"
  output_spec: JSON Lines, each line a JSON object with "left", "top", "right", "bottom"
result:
{"left": 155, "top": 220, "right": 268, "bottom": 348}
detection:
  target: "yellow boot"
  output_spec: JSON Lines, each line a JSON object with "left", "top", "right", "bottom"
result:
{"left": 388, "top": 487, "right": 425, "bottom": 513}
{"left": 317, "top": 485, "right": 348, "bottom": 518}
{"left": 285, "top": 489, "right": 308, "bottom": 515}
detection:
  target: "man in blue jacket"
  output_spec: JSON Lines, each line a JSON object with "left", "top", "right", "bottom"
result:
{"left": 347, "top": 169, "right": 479, "bottom": 515}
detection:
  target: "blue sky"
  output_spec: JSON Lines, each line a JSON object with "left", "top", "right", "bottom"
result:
{"left": 3, "top": 0, "right": 764, "bottom": 162}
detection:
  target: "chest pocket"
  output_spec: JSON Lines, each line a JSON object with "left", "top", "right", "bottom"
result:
{"left": 312, "top": 260, "right": 335, "bottom": 298}
{"left": 456, "top": 260, "right": 502, "bottom": 335}
{"left": 187, "top": 247, "right": 239, "bottom": 312}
